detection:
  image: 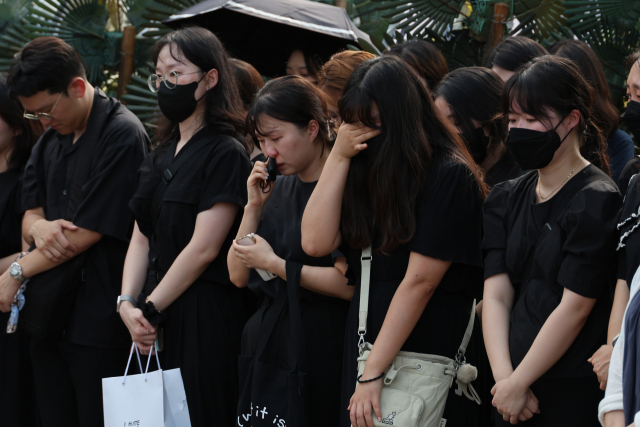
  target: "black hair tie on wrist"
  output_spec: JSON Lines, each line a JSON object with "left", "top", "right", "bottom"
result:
{"left": 357, "top": 373, "right": 385, "bottom": 384}
{"left": 137, "top": 293, "right": 168, "bottom": 325}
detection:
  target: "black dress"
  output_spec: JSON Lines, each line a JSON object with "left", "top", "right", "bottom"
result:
{"left": 0, "top": 169, "right": 39, "bottom": 427}
{"left": 340, "top": 153, "right": 489, "bottom": 427}
{"left": 240, "top": 174, "right": 350, "bottom": 427}
{"left": 130, "top": 127, "right": 251, "bottom": 427}
{"left": 483, "top": 165, "right": 622, "bottom": 426}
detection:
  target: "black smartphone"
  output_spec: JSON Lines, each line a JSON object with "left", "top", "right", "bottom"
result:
{"left": 266, "top": 157, "right": 279, "bottom": 183}
{"left": 260, "top": 157, "right": 279, "bottom": 193}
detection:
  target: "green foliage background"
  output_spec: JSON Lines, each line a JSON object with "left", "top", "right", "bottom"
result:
{"left": 0, "top": 0, "right": 638, "bottom": 137}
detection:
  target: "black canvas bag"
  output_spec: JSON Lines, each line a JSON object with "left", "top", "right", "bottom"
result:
{"left": 237, "top": 261, "right": 309, "bottom": 427}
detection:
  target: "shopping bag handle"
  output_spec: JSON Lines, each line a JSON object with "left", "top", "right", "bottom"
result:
{"left": 122, "top": 343, "right": 161, "bottom": 385}
{"left": 123, "top": 342, "right": 143, "bottom": 385}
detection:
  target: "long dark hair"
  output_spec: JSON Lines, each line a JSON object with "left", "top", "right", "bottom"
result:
{"left": 549, "top": 40, "right": 619, "bottom": 138}
{"left": 502, "top": 55, "right": 610, "bottom": 175}
{"left": 340, "top": 56, "right": 486, "bottom": 253}
{"left": 384, "top": 39, "right": 448, "bottom": 91}
{"left": 485, "top": 36, "right": 547, "bottom": 71}
{"left": 246, "top": 75, "right": 334, "bottom": 151}
{"left": 152, "top": 26, "right": 250, "bottom": 151}
{"left": 0, "top": 73, "right": 43, "bottom": 170}
{"left": 433, "top": 67, "right": 506, "bottom": 152}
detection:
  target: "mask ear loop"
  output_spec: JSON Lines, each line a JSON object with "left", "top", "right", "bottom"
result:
{"left": 553, "top": 114, "right": 576, "bottom": 145}
{"left": 195, "top": 71, "right": 210, "bottom": 103}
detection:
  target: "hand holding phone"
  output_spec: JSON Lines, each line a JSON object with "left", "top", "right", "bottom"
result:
{"left": 235, "top": 234, "right": 278, "bottom": 281}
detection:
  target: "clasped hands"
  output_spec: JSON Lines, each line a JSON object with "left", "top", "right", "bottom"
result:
{"left": 30, "top": 218, "right": 79, "bottom": 262}
{"left": 491, "top": 378, "right": 540, "bottom": 424}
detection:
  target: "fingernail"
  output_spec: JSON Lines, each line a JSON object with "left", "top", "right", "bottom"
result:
{"left": 378, "top": 417, "right": 382, "bottom": 421}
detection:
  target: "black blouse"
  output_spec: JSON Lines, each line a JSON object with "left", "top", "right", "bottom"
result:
{"left": 617, "top": 173, "right": 640, "bottom": 288}
{"left": 130, "top": 127, "right": 250, "bottom": 284}
{"left": 249, "top": 174, "right": 341, "bottom": 298}
{"left": 0, "top": 169, "right": 23, "bottom": 259}
{"left": 483, "top": 165, "right": 621, "bottom": 378}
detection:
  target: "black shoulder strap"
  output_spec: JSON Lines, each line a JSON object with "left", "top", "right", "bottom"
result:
{"left": 65, "top": 89, "right": 117, "bottom": 219}
{"left": 149, "top": 133, "right": 226, "bottom": 226}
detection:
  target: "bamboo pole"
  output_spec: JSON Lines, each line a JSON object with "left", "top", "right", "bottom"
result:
{"left": 117, "top": 25, "right": 136, "bottom": 101}
{"left": 486, "top": 3, "right": 509, "bottom": 55}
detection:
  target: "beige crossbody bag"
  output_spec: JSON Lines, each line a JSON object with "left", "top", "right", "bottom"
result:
{"left": 356, "top": 246, "right": 481, "bottom": 427}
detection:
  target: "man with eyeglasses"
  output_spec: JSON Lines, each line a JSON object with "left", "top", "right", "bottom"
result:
{"left": 0, "top": 37, "right": 148, "bottom": 427}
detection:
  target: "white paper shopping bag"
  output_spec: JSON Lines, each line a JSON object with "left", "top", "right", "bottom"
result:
{"left": 163, "top": 368, "right": 191, "bottom": 427}
{"left": 103, "top": 343, "right": 164, "bottom": 427}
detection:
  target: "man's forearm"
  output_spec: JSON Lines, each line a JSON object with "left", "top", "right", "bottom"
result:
{"left": 22, "top": 208, "right": 45, "bottom": 245}
{"left": 20, "top": 227, "right": 102, "bottom": 278}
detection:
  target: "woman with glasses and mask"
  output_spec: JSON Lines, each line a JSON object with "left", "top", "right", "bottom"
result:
{"left": 482, "top": 56, "right": 620, "bottom": 426}
{"left": 0, "top": 73, "right": 43, "bottom": 427}
{"left": 120, "top": 26, "right": 252, "bottom": 426}
{"left": 434, "top": 67, "right": 521, "bottom": 188}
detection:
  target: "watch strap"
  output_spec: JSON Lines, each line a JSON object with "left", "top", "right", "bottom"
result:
{"left": 117, "top": 294, "right": 137, "bottom": 312}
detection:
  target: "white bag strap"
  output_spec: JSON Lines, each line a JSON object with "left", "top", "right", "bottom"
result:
{"left": 122, "top": 343, "right": 144, "bottom": 385}
{"left": 357, "top": 246, "right": 373, "bottom": 351}
{"left": 358, "top": 246, "right": 476, "bottom": 360}
{"left": 122, "top": 343, "right": 162, "bottom": 385}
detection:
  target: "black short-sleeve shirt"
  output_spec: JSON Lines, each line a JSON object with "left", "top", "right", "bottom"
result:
{"left": 130, "top": 126, "right": 250, "bottom": 284}
{"left": 342, "top": 153, "right": 485, "bottom": 300}
{"left": 21, "top": 88, "right": 148, "bottom": 349}
{"left": 249, "top": 174, "right": 343, "bottom": 298}
{"left": 617, "top": 173, "right": 640, "bottom": 288}
{"left": 483, "top": 165, "right": 621, "bottom": 378}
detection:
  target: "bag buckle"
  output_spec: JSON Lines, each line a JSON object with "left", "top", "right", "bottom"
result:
{"left": 358, "top": 332, "right": 366, "bottom": 351}
{"left": 454, "top": 350, "right": 466, "bottom": 370}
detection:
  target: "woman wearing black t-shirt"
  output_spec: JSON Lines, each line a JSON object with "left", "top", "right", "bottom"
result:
{"left": 227, "top": 75, "right": 351, "bottom": 426}
{"left": 482, "top": 56, "right": 620, "bottom": 426}
{"left": 302, "top": 56, "right": 489, "bottom": 427}
{"left": 119, "top": 27, "right": 251, "bottom": 427}
{"left": 434, "top": 67, "right": 521, "bottom": 188}
{"left": 0, "top": 73, "right": 42, "bottom": 427}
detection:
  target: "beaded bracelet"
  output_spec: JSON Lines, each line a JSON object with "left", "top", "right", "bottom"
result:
{"left": 357, "top": 373, "right": 385, "bottom": 384}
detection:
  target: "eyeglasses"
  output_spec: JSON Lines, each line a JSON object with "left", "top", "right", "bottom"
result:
{"left": 147, "top": 71, "right": 203, "bottom": 93}
{"left": 23, "top": 92, "right": 63, "bottom": 121}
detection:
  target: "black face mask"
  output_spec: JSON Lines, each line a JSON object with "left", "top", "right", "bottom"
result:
{"left": 622, "top": 100, "right": 640, "bottom": 141}
{"left": 460, "top": 126, "right": 490, "bottom": 164}
{"left": 506, "top": 117, "right": 572, "bottom": 170}
{"left": 157, "top": 76, "right": 206, "bottom": 123}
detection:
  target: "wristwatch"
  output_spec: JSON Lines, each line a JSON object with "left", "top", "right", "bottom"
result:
{"left": 116, "top": 295, "right": 137, "bottom": 313}
{"left": 8, "top": 262, "right": 26, "bottom": 283}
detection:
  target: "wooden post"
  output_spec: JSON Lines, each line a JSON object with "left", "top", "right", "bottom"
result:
{"left": 486, "top": 3, "right": 508, "bottom": 55}
{"left": 335, "top": 0, "right": 348, "bottom": 10}
{"left": 117, "top": 25, "right": 136, "bottom": 101}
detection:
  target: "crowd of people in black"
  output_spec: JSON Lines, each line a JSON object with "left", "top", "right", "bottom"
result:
{"left": 1, "top": 23, "right": 640, "bottom": 427}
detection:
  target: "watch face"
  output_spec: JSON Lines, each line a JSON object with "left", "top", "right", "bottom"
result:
{"left": 9, "top": 264, "right": 20, "bottom": 277}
